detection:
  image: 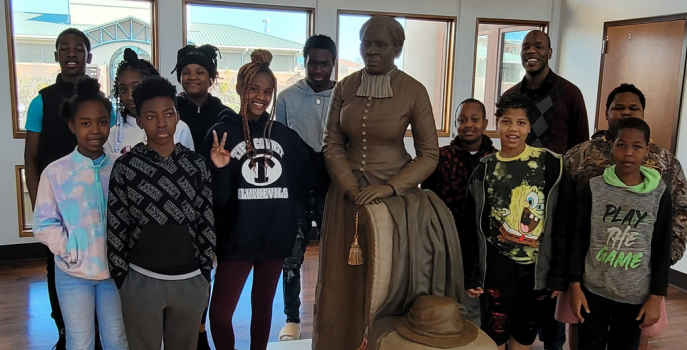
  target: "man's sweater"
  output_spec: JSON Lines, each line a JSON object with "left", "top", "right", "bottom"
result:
{"left": 106, "top": 143, "right": 215, "bottom": 288}
{"left": 507, "top": 70, "right": 589, "bottom": 154}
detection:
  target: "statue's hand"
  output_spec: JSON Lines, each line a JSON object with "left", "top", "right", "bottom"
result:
{"left": 356, "top": 184, "right": 395, "bottom": 206}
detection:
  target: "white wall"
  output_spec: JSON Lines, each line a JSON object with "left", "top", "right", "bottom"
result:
{"left": 0, "top": 0, "right": 559, "bottom": 246}
{"left": 558, "top": 0, "right": 687, "bottom": 272}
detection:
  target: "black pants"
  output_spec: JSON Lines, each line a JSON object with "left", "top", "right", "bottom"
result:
{"left": 46, "top": 247, "right": 65, "bottom": 334}
{"left": 538, "top": 295, "right": 566, "bottom": 348}
{"left": 282, "top": 189, "right": 326, "bottom": 323}
{"left": 578, "top": 287, "right": 643, "bottom": 350}
{"left": 481, "top": 247, "right": 550, "bottom": 346}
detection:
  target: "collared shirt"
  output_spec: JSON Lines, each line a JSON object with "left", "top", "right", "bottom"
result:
{"left": 517, "top": 69, "right": 557, "bottom": 100}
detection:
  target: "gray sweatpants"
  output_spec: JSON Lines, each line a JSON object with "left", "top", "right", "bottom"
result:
{"left": 119, "top": 269, "right": 209, "bottom": 350}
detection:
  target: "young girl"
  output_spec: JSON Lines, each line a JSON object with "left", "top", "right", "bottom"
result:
{"left": 568, "top": 117, "right": 672, "bottom": 350}
{"left": 174, "top": 44, "right": 232, "bottom": 149}
{"left": 201, "top": 49, "right": 313, "bottom": 350}
{"left": 106, "top": 48, "right": 194, "bottom": 154}
{"left": 33, "top": 78, "right": 127, "bottom": 349}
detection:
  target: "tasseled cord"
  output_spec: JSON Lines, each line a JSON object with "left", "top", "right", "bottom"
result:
{"left": 348, "top": 211, "right": 363, "bottom": 266}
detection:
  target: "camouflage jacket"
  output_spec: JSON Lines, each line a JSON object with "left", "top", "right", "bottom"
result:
{"left": 564, "top": 130, "right": 687, "bottom": 264}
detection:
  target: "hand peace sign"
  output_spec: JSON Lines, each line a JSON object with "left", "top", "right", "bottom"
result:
{"left": 210, "top": 130, "right": 230, "bottom": 168}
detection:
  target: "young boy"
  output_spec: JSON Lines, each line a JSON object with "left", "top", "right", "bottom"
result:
{"left": 106, "top": 76, "right": 215, "bottom": 350}
{"left": 275, "top": 34, "right": 336, "bottom": 341}
{"left": 23, "top": 28, "right": 93, "bottom": 350}
{"left": 567, "top": 117, "right": 671, "bottom": 350}
{"left": 421, "top": 98, "right": 496, "bottom": 326}
{"left": 463, "top": 92, "right": 566, "bottom": 350}
{"left": 560, "top": 84, "right": 687, "bottom": 350}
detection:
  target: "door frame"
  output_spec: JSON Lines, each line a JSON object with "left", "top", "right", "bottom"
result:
{"left": 595, "top": 14, "right": 687, "bottom": 152}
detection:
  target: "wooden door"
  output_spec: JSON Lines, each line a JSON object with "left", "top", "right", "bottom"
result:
{"left": 596, "top": 18, "right": 687, "bottom": 152}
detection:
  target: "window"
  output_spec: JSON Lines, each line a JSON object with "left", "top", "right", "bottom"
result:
{"left": 337, "top": 12, "right": 455, "bottom": 136}
{"left": 472, "top": 20, "right": 547, "bottom": 133}
{"left": 185, "top": 2, "right": 313, "bottom": 112}
{"left": 15, "top": 166, "right": 32, "bottom": 237}
{"left": 6, "top": 0, "right": 156, "bottom": 138}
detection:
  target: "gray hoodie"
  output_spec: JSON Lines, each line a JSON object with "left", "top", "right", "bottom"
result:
{"left": 275, "top": 78, "right": 334, "bottom": 152}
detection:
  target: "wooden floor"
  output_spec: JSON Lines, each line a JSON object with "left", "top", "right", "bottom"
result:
{"left": 1, "top": 244, "right": 686, "bottom": 350}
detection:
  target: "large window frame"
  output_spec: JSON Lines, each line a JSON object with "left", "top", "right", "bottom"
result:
{"left": 472, "top": 18, "right": 548, "bottom": 137}
{"left": 336, "top": 10, "right": 456, "bottom": 137}
{"left": 4, "top": 0, "right": 159, "bottom": 139}
{"left": 15, "top": 165, "right": 32, "bottom": 237}
{"left": 182, "top": 0, "right": 315, "bottom": 112}
{"left": 182, "top": 0, "right": 314, "bottom": 46}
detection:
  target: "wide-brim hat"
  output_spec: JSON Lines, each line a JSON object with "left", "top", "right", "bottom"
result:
{"left": 395, "top": 295, "right": 478, "bottom": 348}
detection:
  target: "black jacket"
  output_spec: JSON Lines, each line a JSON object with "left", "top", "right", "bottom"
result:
{"left": 178, "top": 94, "right": 232, "bottom": 150}
{"left": 200, "top": 109, "right": 315, "bottom": 262}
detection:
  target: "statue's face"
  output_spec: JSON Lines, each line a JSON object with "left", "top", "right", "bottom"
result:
{"left": 360, "top": 22, "right": 401, "bottom": 75}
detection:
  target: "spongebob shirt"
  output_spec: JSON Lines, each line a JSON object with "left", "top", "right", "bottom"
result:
{"left": 485, "top": 145, "right": 547, "bottom": 264}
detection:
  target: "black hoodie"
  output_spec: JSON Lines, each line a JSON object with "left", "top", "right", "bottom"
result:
{"left": 200, "top": 109, "right": 314, "bottom": 262}
{"left": 178, "top": 94, "right": 233, "bottom": 149}
{"left": 107, "top": 143, "right": 216, "bottom": 288}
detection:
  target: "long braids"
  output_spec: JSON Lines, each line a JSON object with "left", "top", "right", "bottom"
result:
{"left": 236, "top": 50, "right": 278, "bottom": 167}
{"left": 112, "top": 48, "right": 159, "bottom": 153}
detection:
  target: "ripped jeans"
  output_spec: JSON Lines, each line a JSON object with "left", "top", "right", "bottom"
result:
{"left": 480, "top": 246, "right": 550, "bottom": 346}
{"left": 282, "top": 189, "right": 326, "bottom": 323}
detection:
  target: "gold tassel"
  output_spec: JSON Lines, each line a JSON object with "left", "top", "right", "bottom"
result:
{"left": 348, "top": 211, "right": 363, "bottom": 266}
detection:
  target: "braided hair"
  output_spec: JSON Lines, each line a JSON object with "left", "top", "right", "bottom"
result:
{"left": 236, "top": 49, "right": 278, "bottom": 166}
{"left": 112, "top": 48, "right": 159, "bottom": 119}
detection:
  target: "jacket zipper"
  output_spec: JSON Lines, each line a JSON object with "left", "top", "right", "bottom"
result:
{"left": 479, "top": 162, "right": 488, "bottom": 287}
{"left": 93, "top": 162, "right": 106, "bottom": 222}
{"left": 534, "top": 157, "right": 563, "bottom": 290}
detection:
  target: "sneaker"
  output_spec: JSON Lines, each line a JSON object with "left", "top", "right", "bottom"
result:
{"left": 197, "top": 331, "right": 211, "bottom": 350}
{"left": 279, "top": 322, "right": 301, "bottom": 341}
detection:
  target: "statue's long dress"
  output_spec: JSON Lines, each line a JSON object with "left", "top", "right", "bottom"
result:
{"left": 312, "top": 69, "right": 439, "bottom": 350}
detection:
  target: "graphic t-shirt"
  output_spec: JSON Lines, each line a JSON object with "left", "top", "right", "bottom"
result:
{"left": 485, "top": 145, "right": 547, "bottom": 264}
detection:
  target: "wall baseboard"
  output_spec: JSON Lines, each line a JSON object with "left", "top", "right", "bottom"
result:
{"left": 0, "top": 242, "right": 45, "bottom": 263}
{"left": 670, "top": 268, "right": 687, "bottom": 292}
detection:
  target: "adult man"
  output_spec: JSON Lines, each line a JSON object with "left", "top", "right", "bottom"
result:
{"left": 275, "top": 34, "right": 336, "bottom": 341}
{"left": 507, "top": 30, "right": 589, "bottom": 155}
{"left": 506, "top": 29, "right": 589, "bottom": 350}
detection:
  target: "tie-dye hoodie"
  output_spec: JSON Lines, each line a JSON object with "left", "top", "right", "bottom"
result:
{"left": 33, "top": 148, "right": 117, "bottom": 280}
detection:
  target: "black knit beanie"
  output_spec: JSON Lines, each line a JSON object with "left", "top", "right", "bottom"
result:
{"left": 172, "top": 44, "right": 220, "bottom": 82}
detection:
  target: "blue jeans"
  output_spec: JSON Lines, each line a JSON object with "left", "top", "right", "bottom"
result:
{"left": 55, "top": 268, "right": 127, "bottom": 349}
